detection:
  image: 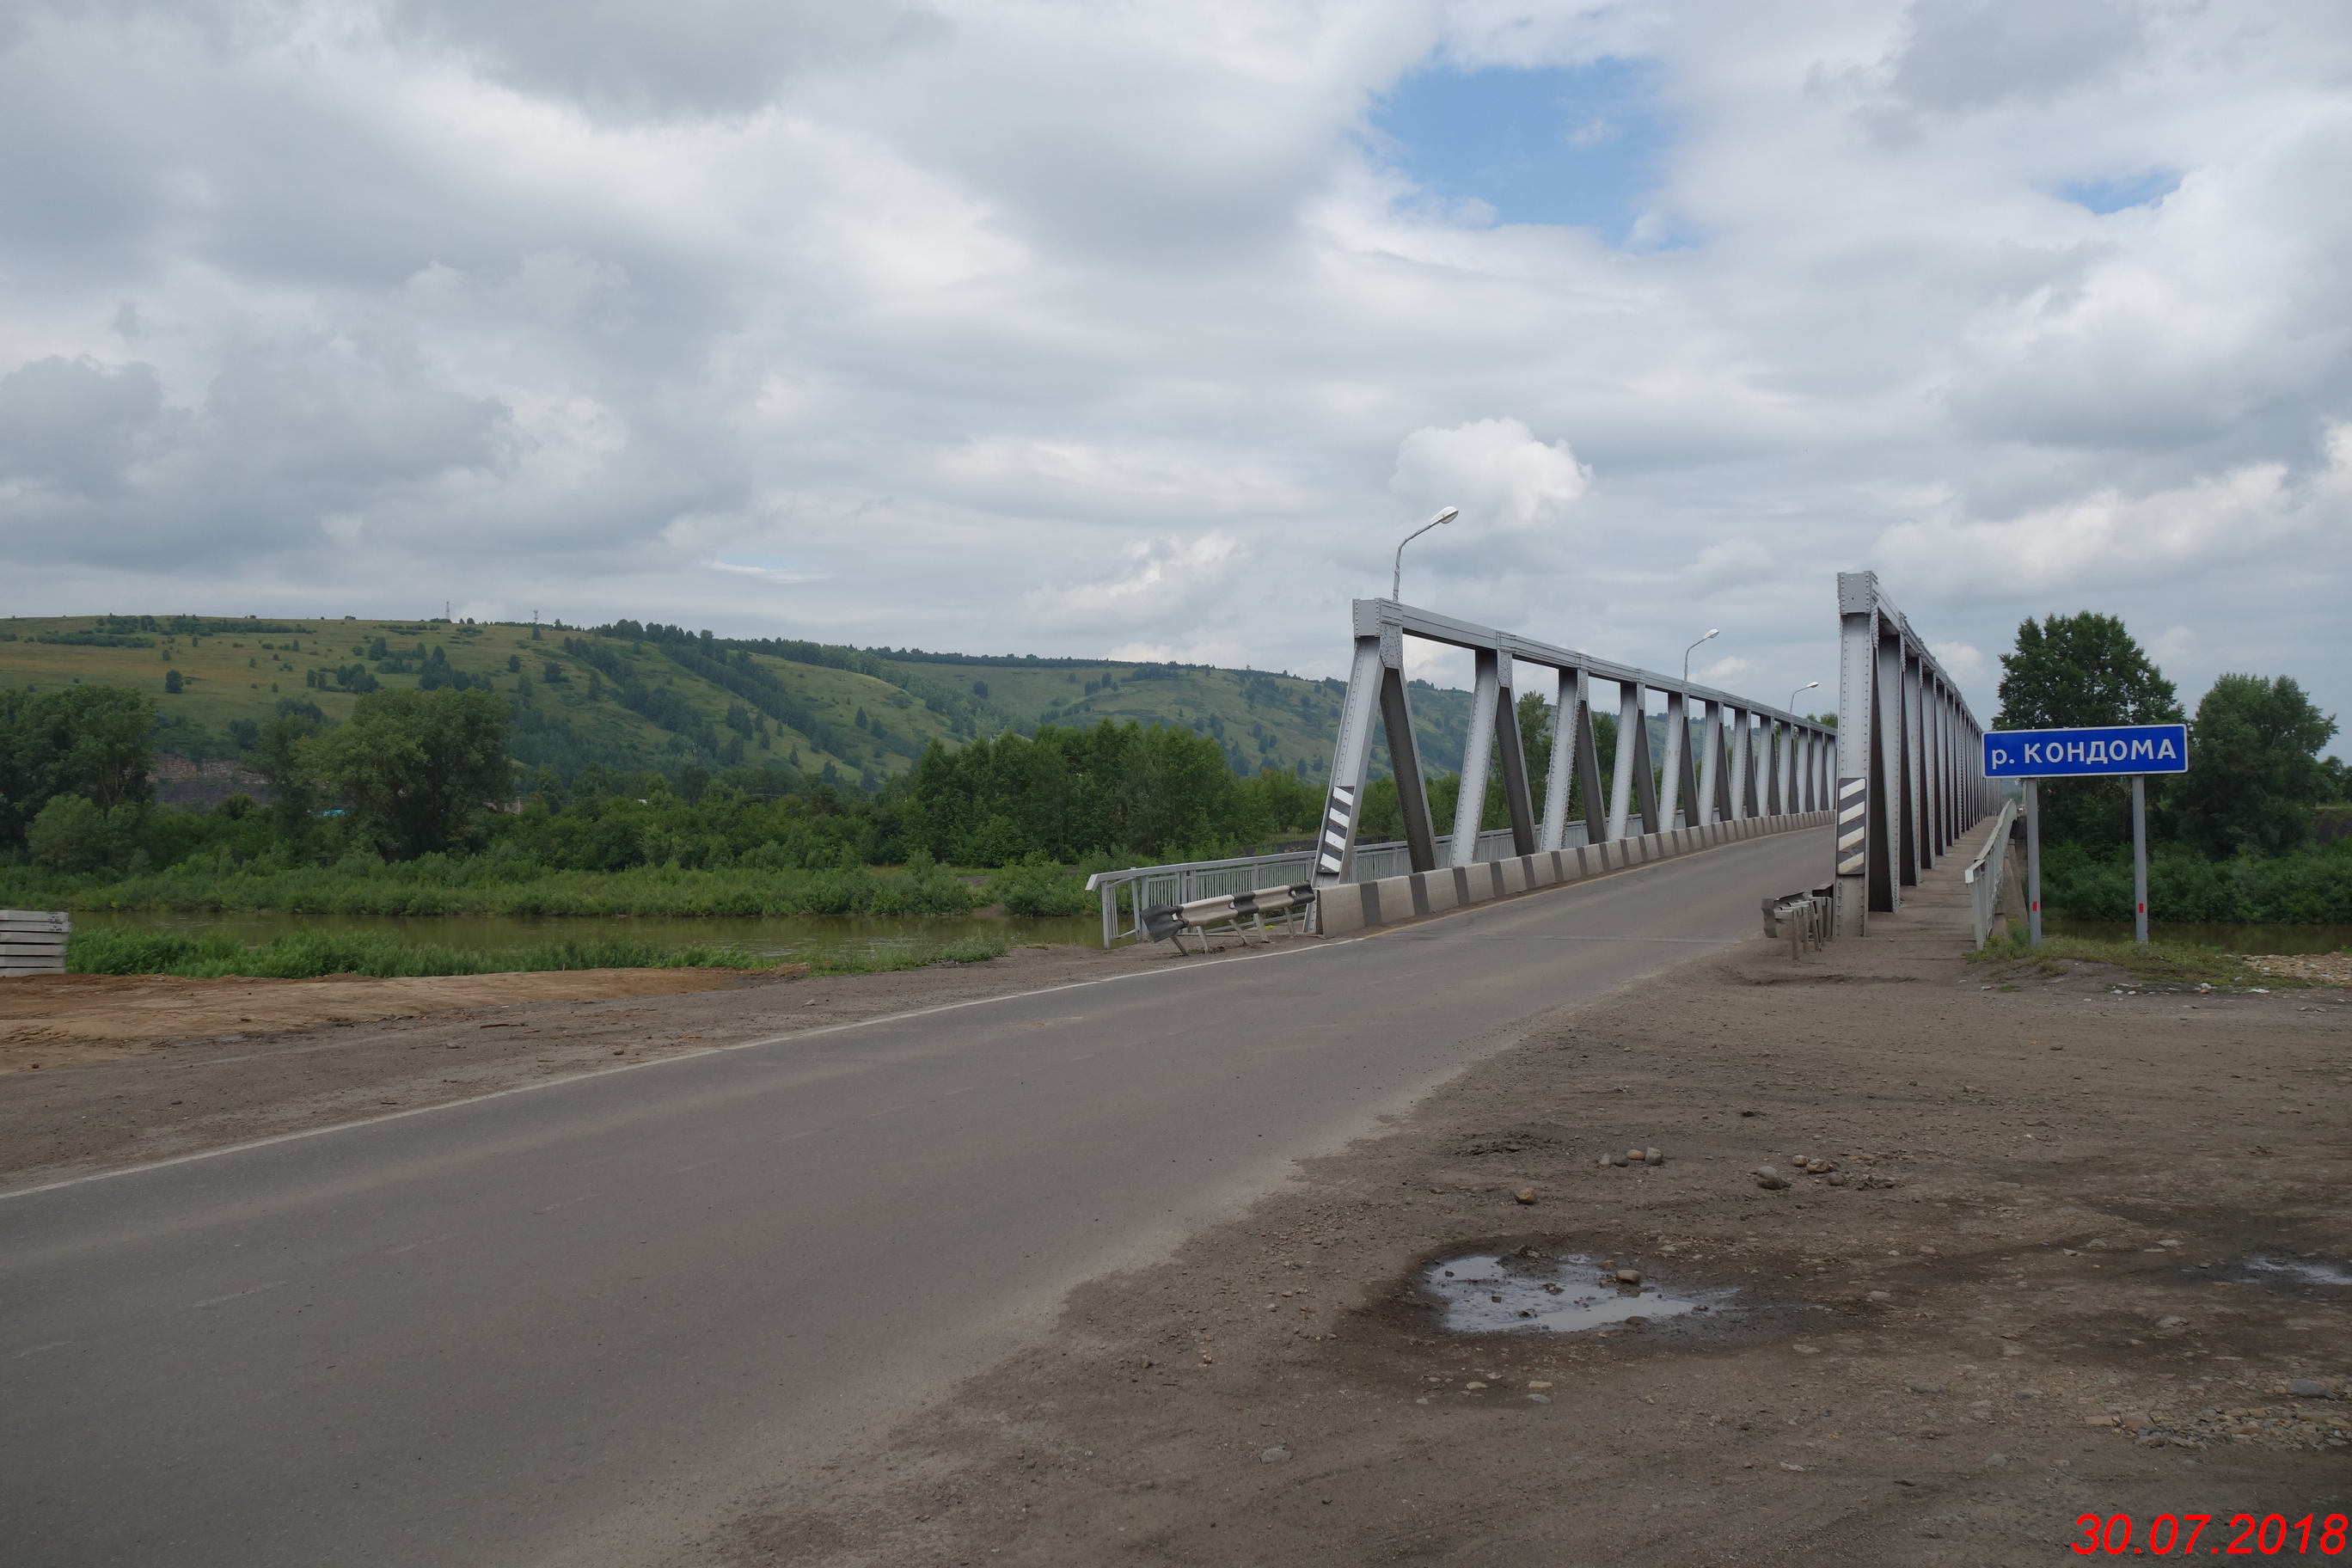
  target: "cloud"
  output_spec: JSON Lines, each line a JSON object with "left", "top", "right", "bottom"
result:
{"left": 1021, "top": 533, "right": 1248, "bottom": 636}
{"left": 0, "top": 356, "right": 168, "bottom": 497}
{"left": 1875, "top": 425, "right": 2352, "bottom": 597}
{"left": 0, "top": 0, "right": 2348, "bottom": 754}
{"left": 383, "top": 0, "right": 943, "bottom": 121}
{"left": 1929, "top": 639, "right": 1986, "bottom": 683}
{"left": 1888, "top": 0, "right": 2145, "bottom": 113}
{"left": 1389, "top": 418, "right": 1590, "bottom": 530}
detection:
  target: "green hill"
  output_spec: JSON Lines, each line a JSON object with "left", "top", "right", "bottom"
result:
{"left": 0, "top": 614, "right": 1488, "bottom": 792}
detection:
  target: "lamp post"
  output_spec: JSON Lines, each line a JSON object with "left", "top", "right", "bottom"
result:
{"left": 1789, "top": 680, "right": 1819, "bottom": 713}
{"left": 1391, "top": 507, "right": 1458, "bottom": 602}
{"left": 1683, "top": 628, "right": 1718, "bottom": 682}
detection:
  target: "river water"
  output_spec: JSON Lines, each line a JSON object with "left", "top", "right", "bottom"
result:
{"left": 74, "top": 909, "right": 1106, "bottom": 962}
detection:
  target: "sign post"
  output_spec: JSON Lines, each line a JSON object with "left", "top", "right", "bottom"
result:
{"left": 1982, "top": 724, "right": 2188, "bottom": 948}
{"left": 2024, "top": 778, "right": 2042, "bottom": 946}
{"left": 2132, "top": 775, "right": 2149, "bottom": 945}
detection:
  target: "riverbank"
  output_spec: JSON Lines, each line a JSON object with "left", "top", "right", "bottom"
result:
{"left": 697, "top": 853, "right": 2352, "bottom": 1565}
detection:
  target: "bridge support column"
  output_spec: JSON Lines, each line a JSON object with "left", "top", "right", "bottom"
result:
{"left": 1312, "top": 601, "right": 1441, "bottom": 885}
{"left": 1659, "top": 690, "right": 1691, "bottom": 830}
{"left": 1606, "top": 680, "right": 1657, "bottom": 839}
{"left": 1834, "top": 577, "right": 1877, "bottom": 935}
{"left": 1696, "top": 700, "right": 1722, "bottom": 825}
{"left": 1449, "top": 649, "right": 1502, "bottom": 867}
{"left": 1493, "top": 654, "right": 1540, "bottom": 855}
{"left": 1537, "top": 666, "right": 1579, "bottom": 851}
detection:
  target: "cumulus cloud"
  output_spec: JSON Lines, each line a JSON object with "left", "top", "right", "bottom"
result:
{"left": 1389, "top": 418, "right": 1589, "bottom": 530}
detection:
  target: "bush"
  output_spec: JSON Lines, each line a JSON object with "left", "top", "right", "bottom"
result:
{"left": 988, "top": 860, "right": 1095, "bottom": 916}
{"left": 2042, "top": 840, "right": 2352, "bottom": 923}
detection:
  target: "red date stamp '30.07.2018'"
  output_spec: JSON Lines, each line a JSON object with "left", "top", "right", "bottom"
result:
{"left": 2073, "top": 1513, "right": 2347, "bottom": 1556}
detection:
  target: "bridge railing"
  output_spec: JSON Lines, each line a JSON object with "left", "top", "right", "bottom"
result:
{"left": 1084, "top": 820, "right": 1602, "bottom": 947}
{"left": 1961, "top": 797, "right": 2020, "bottom": 950}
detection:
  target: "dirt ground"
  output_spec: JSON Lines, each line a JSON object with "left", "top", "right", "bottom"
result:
{"left": 693, "top": 863, "right": 2352, "bottom": 1566}
{"left": 0, "top": 967, "right": 762, "bottom": 1068}
{"left": 0, "top": 940, "right": 1176, "bottom": 1191}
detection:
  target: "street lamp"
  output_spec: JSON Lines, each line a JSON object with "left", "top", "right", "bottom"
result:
{"left": 1391, "top": 506, "right": 1458, "bottom": 602}
{"left": 1789, "top": 680, "right": 1820, "bottom": 713}
{"left": 1683, "top": 628, "right": 1719, "bottom": 682}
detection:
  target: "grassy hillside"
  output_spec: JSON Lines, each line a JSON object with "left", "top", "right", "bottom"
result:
{"left": 882, "top": 653, "right": 1479, "bottom": 781}
{"left": 0, "top": 614, "right": 1485, "bottom": 790}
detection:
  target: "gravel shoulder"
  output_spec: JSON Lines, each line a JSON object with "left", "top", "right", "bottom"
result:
{"left": 0, "top": 939, "right": 1186, "bottom": 1191}
{"left": 695, "top": 861, "right": 2352, "bottom": 1566}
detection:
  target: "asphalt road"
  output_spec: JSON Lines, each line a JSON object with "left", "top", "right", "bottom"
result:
{"left": 2, "top": 830, "right": 1827, "bottom": 1567}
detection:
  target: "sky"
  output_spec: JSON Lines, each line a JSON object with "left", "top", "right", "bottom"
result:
{"left": 1, "top": 0, "right": 2347, "bottom": 750}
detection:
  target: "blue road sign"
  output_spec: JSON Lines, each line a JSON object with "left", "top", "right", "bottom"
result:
{"left": 1982, "top": 724, "right": 2188, "bottom": 778}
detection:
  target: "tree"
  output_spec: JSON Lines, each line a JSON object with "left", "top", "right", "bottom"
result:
{"left": 1995, "top": 613, "right": 2181, "bottom": 850}
{"left": 254, "top": 709, "right": 327, "bottom": 841}
{"left": 2175, "top": 674, "right": 2338, "bottom": 858}
{"left": 0, "top": 685, "right": 156, "bottom": 850}
{"left": 163, "top": 669, "right": 183, "bottom": 694}
{"left": 27, "top": 793, "right": 111, "bottom": 873}
{"left": 305, "top": 687, "right": 514, "bottom": 858}
{"left": 1996, "top": 613, "right": 2179, "bottom": 728}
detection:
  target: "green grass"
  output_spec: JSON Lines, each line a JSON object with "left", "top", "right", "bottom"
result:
{"left": 8, "top": 860, "right": 992, "bottom": 917}
{"left": 65, "top": 925, "right": 1013, "bottom": 979}
{"left": 799, "top": 931, "right": 1014, "bottom": 975}
{"left": 1966, "top": 930, "right": 2312, "bottom": 989}
{"left": 66, "top": 927, "right": 769, "bottom": 979}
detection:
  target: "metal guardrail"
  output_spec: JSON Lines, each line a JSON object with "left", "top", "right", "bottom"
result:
{"left": 1761, "top": 884, "right": 1834, "bottom": 960}
{"left": 1961, "top": 797, "right": 2020, "bottom": 950}
{"left": 1084, "top": 821, "right": 1601, "bottom": 948}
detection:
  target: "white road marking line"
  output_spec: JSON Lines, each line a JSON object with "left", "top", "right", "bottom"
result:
{"left": 379, "top": 1232, "right": 458, "bottom": 1257}
{"left": 193, "top": 1280, "right": 287, "bottom": 1309}
{"left": 530, "top": 1190, "right": 603, "bottom": 1215}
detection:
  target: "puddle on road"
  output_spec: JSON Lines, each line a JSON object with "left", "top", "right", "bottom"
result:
{"left": 1424, "top": 1251, "right": 1735, "bottom": 1335}
{"left": 2239, "top": 1256, "right": 2352, "bottom": 1287}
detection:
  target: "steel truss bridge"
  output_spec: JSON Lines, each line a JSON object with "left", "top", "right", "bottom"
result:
{"left": 1310, "top": 597, "right": 1841, "bottom": 890}
{"left": 1089, "top": 570, "right": 1994, "bottom": 945}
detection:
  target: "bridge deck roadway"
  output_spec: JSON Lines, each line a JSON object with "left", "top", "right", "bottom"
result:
{"left": 1, "top": 830, "right": 1828, "bottom": 1567}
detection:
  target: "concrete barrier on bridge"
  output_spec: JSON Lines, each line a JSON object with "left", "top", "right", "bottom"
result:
{"left": 1315, "top": 810, "right": 1832, "bottom": 936}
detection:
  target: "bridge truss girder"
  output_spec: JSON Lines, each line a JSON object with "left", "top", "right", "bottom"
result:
{"left": 1312, "top": 599, "right": 1839, "bottom": 885}
{"left": 1833, "top": 571, "right": 1991, "bottom": 935}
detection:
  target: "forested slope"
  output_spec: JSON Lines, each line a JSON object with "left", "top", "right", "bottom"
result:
{"left": 0, "top": 615, "right": 1488, "bottom": 791}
